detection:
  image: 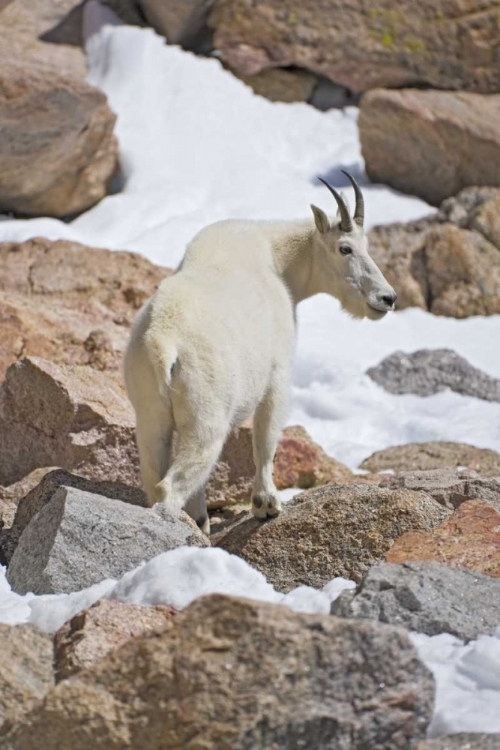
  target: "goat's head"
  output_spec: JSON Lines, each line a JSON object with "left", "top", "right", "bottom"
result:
{"left": 310, "top": 172, "right": 396, "bottom": 320}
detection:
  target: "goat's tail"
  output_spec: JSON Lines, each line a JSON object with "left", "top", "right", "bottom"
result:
{"left": 144, "top": 331, "right": 178, "bottom": 397}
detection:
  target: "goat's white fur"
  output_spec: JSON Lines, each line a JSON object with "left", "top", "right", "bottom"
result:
{"left": 125, "top": 199, "right": 395, "bottom": 533}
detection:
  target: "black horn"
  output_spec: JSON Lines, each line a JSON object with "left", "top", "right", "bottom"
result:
{"left": 341, "top": 170, "right": 364, "bottom": 227}
{"left": 318, "top": 177, "right": 352, "bottom": 232}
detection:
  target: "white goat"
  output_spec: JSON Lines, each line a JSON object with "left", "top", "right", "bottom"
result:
{"left": 125, "top": 173, "right": 396, "bottom": 533}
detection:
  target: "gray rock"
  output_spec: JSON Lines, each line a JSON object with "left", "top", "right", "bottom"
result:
{"left": 367, "top": 349, "right": 500, "bottom": 402}
{"left": 0, "top": 624, "right": 54, "bottom": 731}
{"left": 332, "top": 561, "right": 500, "bottom": 643}
{"left": 0, "top": 595, "right": 435, "bottom": 750}
{"left": 7, "top": 486, "right": 208, "bottom": 595}
{"left": 380, "top": 469, "right": 500, "bottom": 513}
{"left": 418, "top": 735, "right": 500, "bottom": 750}
{"left": 4, "top": 469, "right": 149, "bottom": 564}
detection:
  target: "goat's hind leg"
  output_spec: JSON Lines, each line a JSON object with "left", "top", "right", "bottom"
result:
{"left": 154, "top": 416, "right": 226, "bottom": 524}
{"left": 135, "top": 406, "right": 173, "bottom": 507}
{"left": 251, "top": 372, "right": 288, "bottom": 520}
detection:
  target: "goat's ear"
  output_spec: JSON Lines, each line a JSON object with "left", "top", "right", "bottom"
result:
{"left": 311, "top": 204, "right": 329, "bottom": 234}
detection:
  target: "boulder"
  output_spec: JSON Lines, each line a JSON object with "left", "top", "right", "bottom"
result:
{"left": 359, "top": 89, "right": 500, "bottom": 205}
{"left": 367, "top": 349, "right": 500, "bottom": 402}
{"left": 210, "top": 0, "right": 500, "bottom": 93}
{"left": 417, "top": 736, "right": 500, "bottom": 750}
{"left": 0, "top": 624, "right": 54, "bottom": 731}
{"left": 0, "top": 357, "right": 139, "bottom": 487}
{"left": 206, "top": 423, "right": 353, "bottom": 509}
{"left": 386, "top": 500, "right": 500, "bottom": 578}
{"left": 0, "top": 61, "right": 118, "bottom": 218}
{"left": 0, "top": 237, "right": 168, "bottom": 380}
{"left": 380, "top": 469, "right": 500, "bottom": 513}
{"left": 360, "top": 441, "right": 500, "bottom": 476}
{"left": 7, "top": 483, "right": 208, "bottom": 595}
{"left": 1, "top": 595, "right": 435, "bottom": 749}
{"left": 4, "top": 469, "right": 149, "bottom": 564}
{"left": 237, "top": 67, "right": 317, "bottom": 103}
{"left": 0, "top": 0, "right": 86, "bottom": 80}
{"left": 54, "top": 599, "right": 176, "bottom": 680}
{"left": 332, "top": 561, "right": 500, "bottom": 642}
{"left": 368, "top": 187, "right": 500, "bottom": 318}
{"left": 216, "top": 483, "right": 450, "bottom": 591}
{"left": 140, "top": 0, "right": 214, "bottom": 49}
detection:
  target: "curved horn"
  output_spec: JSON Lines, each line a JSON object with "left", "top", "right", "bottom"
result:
{"left": 341, "top": 170, "right": 364, "bottom": 227}
{"left": 318, "top": 177, "right": 352, "bottom": 232}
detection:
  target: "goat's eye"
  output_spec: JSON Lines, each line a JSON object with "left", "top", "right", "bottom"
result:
{"left": 339, "top": 244, "right": 352, "bottom": 256}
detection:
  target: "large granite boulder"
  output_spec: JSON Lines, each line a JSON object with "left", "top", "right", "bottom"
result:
{"left": 216, "top": 483, "right": 450, "bottom": 590}
{"left": 7, "top": 482, "right": 208, "bottom": 595}
{"left": 332, "top": 561, "right": 500, "bottom": 642}
{"left": 386, "top": 500, "right": 500, "bottom": 578}
{"left": 0, "top": 624, "right": 54, "bottom": 732}
{"left": 368, "top": 187, "right": 500, "bottom": 318}
{"left": 53, "top": 599, "right": 176, "bottom": 680}
{"left": 210, "top": 0, "right": 500, "bottom": 93}
{"left": 0, "top": 237, "right": 168, "bottom": 380}
{"left": 0, "top": 62, "right": 118, "bottom": 218}
{"left": 360, "top": 90, "right": 500, "bottom": 205}
{"left": 367, "top": 349, "right": 500, "bottom": 402}
{"left": 360, "top": 441, "right": 500, "bottom": 476}
{"left": 0, "top": 595, "right": 435, "bottom": 749}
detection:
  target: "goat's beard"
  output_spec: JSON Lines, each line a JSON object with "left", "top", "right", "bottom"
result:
{"left": 338, "top": 291, "right": 386, "bottom": 321}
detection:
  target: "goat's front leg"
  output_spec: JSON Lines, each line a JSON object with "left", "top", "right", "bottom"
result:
{"left": 251, "top": 373, "right": 288, "bottom": 520}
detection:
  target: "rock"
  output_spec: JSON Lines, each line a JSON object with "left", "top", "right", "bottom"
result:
{"left": 216, "top": 483, "right": 450, "bottom": 591}
{"left": 367, "top": 349, "right": 500, "bottom": 402}
{"left": 361, "top": 441, "right": 500, "bottom": 476}
{"left": 274, "top": 425, "right": 353, "bottom": 490}
{"left": 140, "top": 0, "right": 214, "bottom": 49}
{"left": 1, "top": 595, "right": 435, "bottom": 749}
{"left": 4, "top": 469, "right": 150, "bottom": 564}
{"left": 332, "top": 561, "right": 500, "bottom": 642}
{"left": 423, "top": 223, "right": 500, "bottom": 317}
{"left": 368, "top": 217, "right": 432, "bottom": 311}
{"left": 0, "top": 237, "right": 168, "bottom": 380}
{"left": 207, "top": 423, "right": 352, "bottom": 509}
{"left": 54, "top": 600, "right": 175, "bottom": 680}
{"left": 380, "top": 469, "right": 500, "bottom": 513}
{"left": 0, "top": 61, "right": 118, "bottom": 218}
{"left": 7, "top": 483, "right": 208, "bottom": 595}
{"left": 417, "top": 735, "right": 500, "bottom": 750}
{"left": 0, "top": 0, "right": 86, "bottom": 80}
{"left": 0, "top": 624, "right": 54, "bottom": 731}
{"left": 0, "top": 357, "right": 139, "bottom": 487}
{"left": 386, "top": 500, "right": 500, "bottom": 578}
{"left": 368, "top": 187, "right": 500, "bottom": 318}
{"left": 237, "top": 67, "right": 317, "bottom": 103}
{"left": 41, "top": 0, "right": 145, "bottom": 47}
{"left": 359, "top": 89, "right": 500, "bottom": 205}
{"left": 209, "top": 0, "right": 500, "bottom": 94}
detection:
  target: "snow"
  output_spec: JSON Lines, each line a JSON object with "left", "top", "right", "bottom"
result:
{"left": 0, "top": 18, "right": 499, "bottom": 739}
{"left": 412, "top": 631, "right": 500, "bottom": 735}
{"left": 0, "top": 549, "right": 354, "bottom": 633}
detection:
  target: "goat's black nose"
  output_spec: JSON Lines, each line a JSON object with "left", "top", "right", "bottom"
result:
{"left": 381, "top": 293, "right": 397, "bottom": 307}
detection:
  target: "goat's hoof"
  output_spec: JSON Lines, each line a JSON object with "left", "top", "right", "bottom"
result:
{"left": 251, "top": 493, "right": 281, "bottom": 520}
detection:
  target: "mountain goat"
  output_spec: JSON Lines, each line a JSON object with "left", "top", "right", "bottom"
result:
{"left": 125, "top": 173, "right": 396, "bottom": 533}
